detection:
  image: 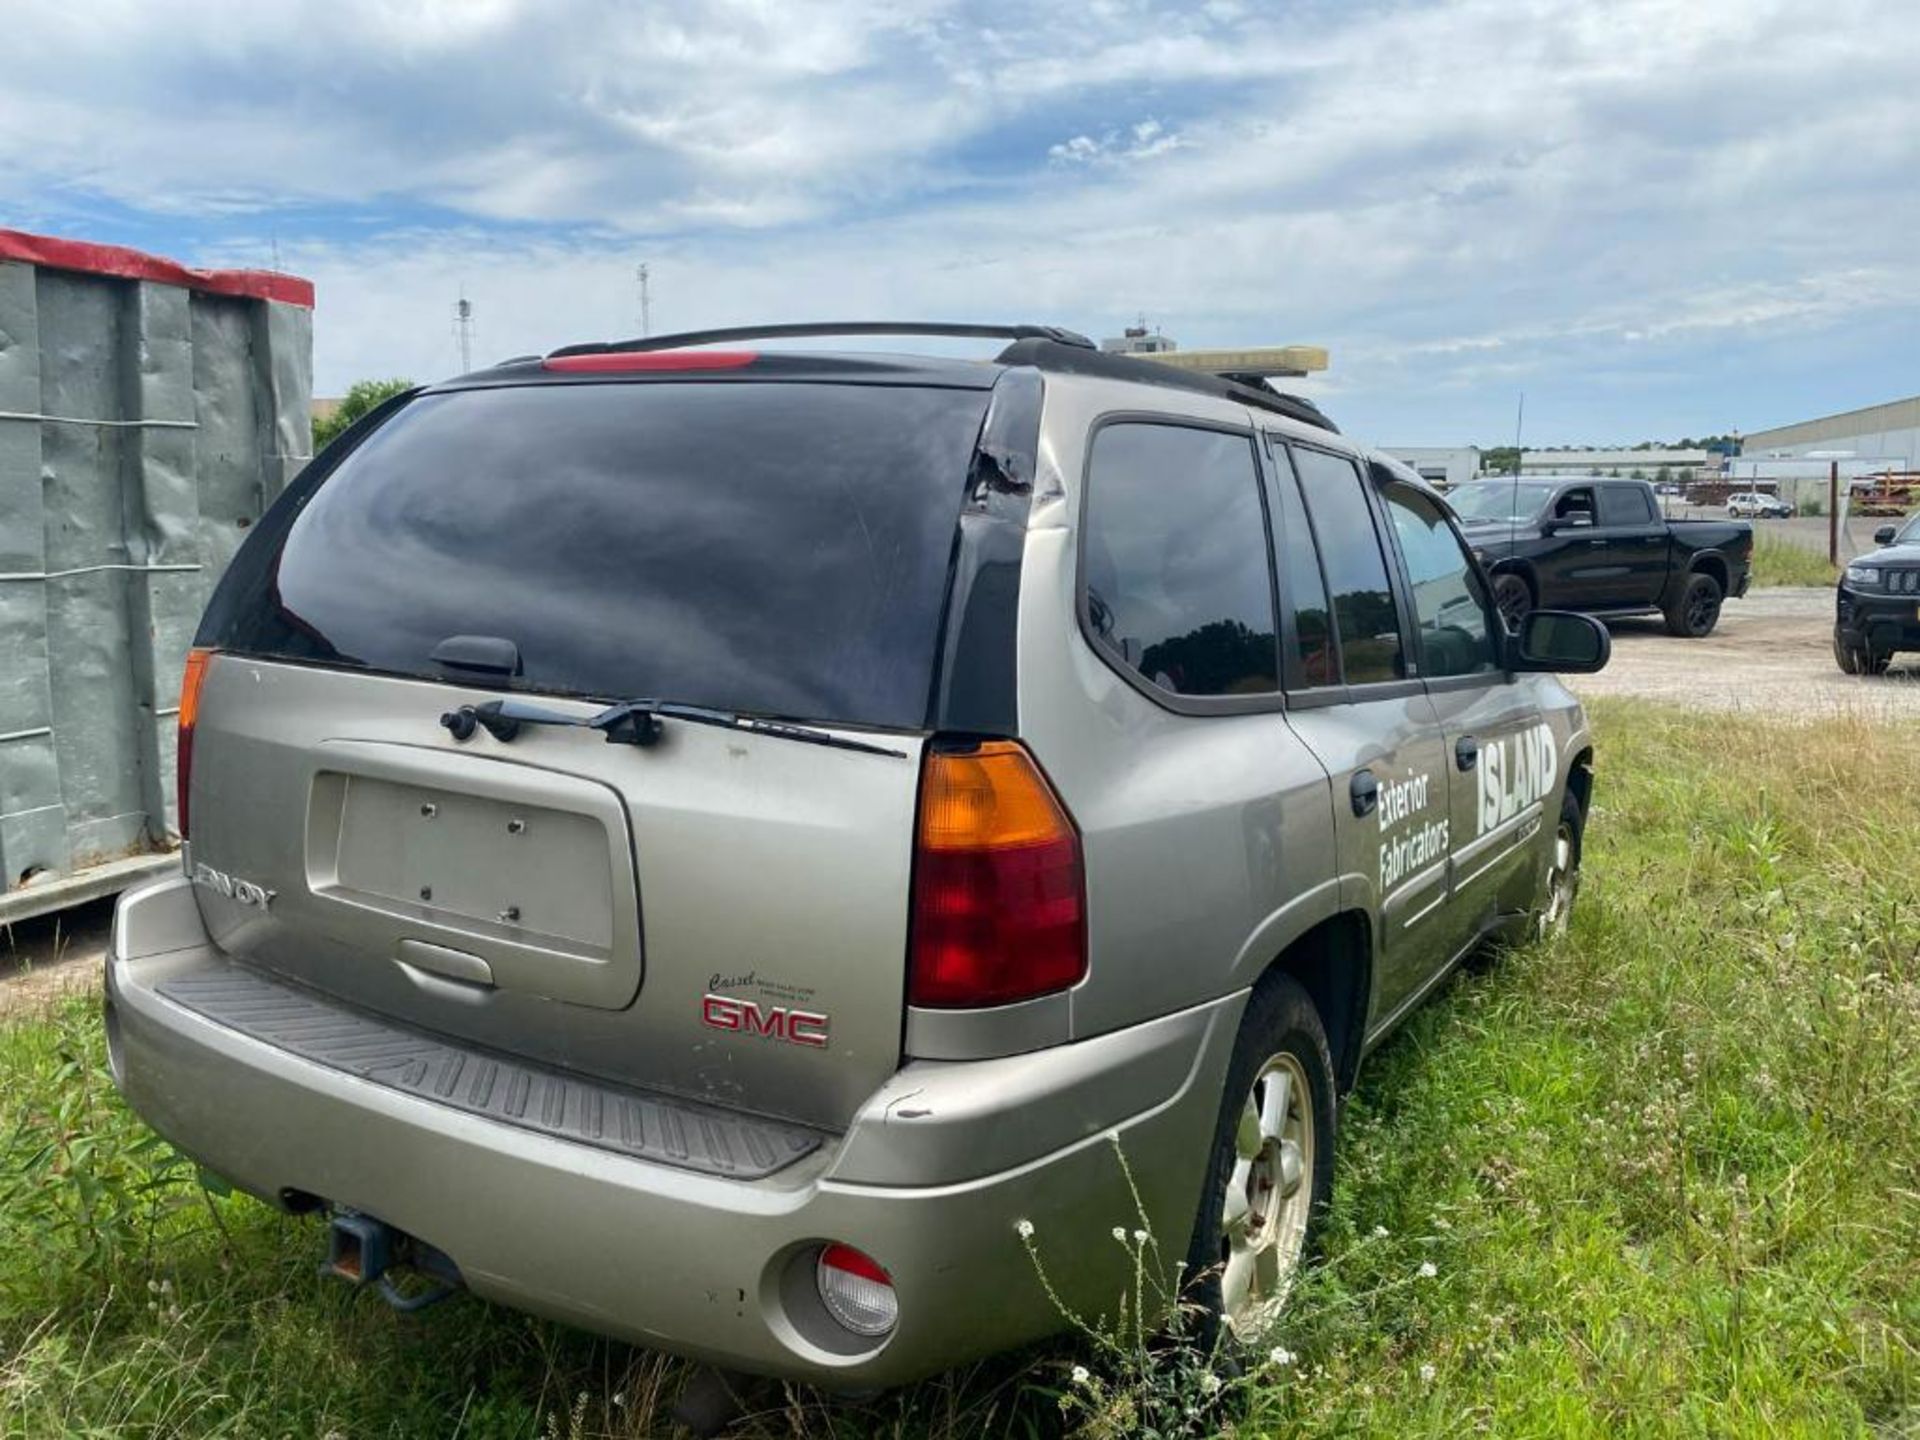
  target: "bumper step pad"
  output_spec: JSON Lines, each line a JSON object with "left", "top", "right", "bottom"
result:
{"left": 156, "top": 966, "right": 822, "bottom": 1179}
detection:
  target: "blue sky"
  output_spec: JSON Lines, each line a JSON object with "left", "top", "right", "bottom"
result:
{"left": 4, "top": 0, "right": 1916, "bottom": 446}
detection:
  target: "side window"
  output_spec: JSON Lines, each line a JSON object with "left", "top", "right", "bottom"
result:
{"left": 1382, "top": 486, "right": 1500, "bottom": 679}
{"left": 1553, "top": 487, "right": 1596, "bottom": 525}
{"left": 1288, "top": 447, "right": 1407, "bottom": 686}
{"left": 1264, "top": 447, "right": 1337, "bottom": 689}
{"left": 1597, "top": 484, "right": 1654, "bottom": 526}
{"left": 1082, "top": 423, "right": 1278, "bottom": 698}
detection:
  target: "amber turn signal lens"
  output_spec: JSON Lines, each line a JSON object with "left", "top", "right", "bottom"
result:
{"left": 175, "top": 648, "right": 214, "bottom": 839}
{"left": 908, "top": 741, "right": 1086, "bottom": 1008}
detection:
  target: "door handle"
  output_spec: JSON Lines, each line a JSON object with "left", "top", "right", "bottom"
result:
{"left": 1456, "top": 735, "right": 1479, "bottom": 771}
{"left": 1349, "top": 768, "right": 1379, "bottom": 818}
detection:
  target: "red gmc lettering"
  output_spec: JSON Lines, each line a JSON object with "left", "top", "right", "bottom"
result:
{"left": 701, "top": 993, "right": 830, "bottom": 1049}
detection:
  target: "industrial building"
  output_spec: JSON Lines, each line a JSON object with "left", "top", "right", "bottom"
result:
{"left": 1381, "top": 446, "right": 1480, "bottom": 489}
{"left": 1742, "top": 395, "right": 1920, "bottom": 470}
{"left": 1517, "top": 448, "right": 1716, "bottom": 479}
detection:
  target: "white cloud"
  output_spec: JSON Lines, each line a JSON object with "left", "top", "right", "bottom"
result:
{"left": 3, "top": 0, "right": 1917, "bottom": 441}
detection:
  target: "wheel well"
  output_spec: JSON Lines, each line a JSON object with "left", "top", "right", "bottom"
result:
{"left": 1490, "top": 562, "right": 1537, "bottom": 600}
{"left": 1262, "top": 912, "right": 1371, "bottom": 1095}
{"left": 1691, "top": 553, "right": 1729, "bottom": 591}
{"left": 1565, "top": 746, "right": 1594, "bottom": 820}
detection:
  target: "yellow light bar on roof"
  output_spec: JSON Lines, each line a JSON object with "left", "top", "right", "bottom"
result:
{"left": 1138, "top": 346, "right": 1330, "bottom": 377}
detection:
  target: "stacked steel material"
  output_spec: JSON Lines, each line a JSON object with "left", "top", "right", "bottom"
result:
{"left": 0, "top": 230, "right": 313, "bottom": 921}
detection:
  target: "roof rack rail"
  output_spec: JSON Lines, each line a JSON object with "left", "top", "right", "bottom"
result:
{"left": 548, "top": 321, "right": 1097, "bottom": 359}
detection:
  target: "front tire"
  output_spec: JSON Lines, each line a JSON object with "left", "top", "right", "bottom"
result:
{"left": 1537, "top": 789, "right": 1584, "bottom": 941}
{"left": 1664, "top": 571, "right": 1723, "bottom": 637}
{"left": 1183, "top": 974, "right": 1336, "bottom": 1349}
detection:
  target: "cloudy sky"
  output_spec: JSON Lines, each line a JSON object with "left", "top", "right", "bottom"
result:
{"left": 5, "top": 0, "right": 1916, "bottom": 445}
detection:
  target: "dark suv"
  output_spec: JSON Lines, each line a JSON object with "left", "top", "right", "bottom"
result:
{"left": 1836, "top": 513, "right": 1920, "bottom": 673}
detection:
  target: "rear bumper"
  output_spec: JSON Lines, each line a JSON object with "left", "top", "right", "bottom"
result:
{"left": 107, "top": 876, "right": 1240, "bottom": 1387}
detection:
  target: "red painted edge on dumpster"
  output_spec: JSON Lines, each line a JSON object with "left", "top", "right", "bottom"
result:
{"left": 0, "top": 228, "right": 314, "bottom": 309}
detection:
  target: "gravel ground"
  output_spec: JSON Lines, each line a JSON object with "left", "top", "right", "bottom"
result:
{"left": 1567, "top": 586, "right": 1920, "bottom": 717}
{"left": 0, "top": 896, "right": 111, "bottom": 1017}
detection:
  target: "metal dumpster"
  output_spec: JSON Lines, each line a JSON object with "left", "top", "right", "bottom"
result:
{"left": 0, "top": 230, "right": 313, "bottom": 924}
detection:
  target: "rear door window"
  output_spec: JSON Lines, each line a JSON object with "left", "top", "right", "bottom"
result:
{"left": 1263, "top": 445, "right": 1339, "bottom": 690}
{"left": 1288, "top": 446, "right": 1407, "bottom": 686}
{"left": 1597, "top": 484, "right": 1655, "bottom": 526}
{"left": 1081, "top": 422, "right": 1278, "bottom": 698}
{"left": 202, "top": 381, "right": 991, "bottom": 730}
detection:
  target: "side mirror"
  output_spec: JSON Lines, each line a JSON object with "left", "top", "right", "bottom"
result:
{"left": 1510, "top": 610, "right": 1610, "bottom": 674}
{"left": 1543, "top": 514, "right": 1592, "bottom": 535}
{"left": 1875, "top": 525, "right": 1898, "bottom": 546}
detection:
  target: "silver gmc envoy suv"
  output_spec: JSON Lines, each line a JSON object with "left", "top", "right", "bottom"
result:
{"left": 107, "top": 322, "right": 1607, "bottom": 1388}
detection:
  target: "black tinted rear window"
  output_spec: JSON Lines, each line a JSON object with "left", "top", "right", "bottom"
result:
{"left": 206, "top": 381, "right": 991, "bottom": 729}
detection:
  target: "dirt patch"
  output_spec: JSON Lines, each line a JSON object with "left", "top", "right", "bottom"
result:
{"left": 1567, "top": 586, "right": 1920, "bottom": 717}
{"left": 0, "top": 897, "right": 110, "bottom": 1019}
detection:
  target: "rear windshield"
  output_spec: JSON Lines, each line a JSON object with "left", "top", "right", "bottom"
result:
{"left": 206, "top": 381, "right": 992, "bottom": 729}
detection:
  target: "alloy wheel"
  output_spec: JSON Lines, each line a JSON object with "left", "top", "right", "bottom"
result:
{"left": 1538, "top": 819, "right": 1577, "bottom": 940}
{"left": 1219, "top": 1052, "right": 1314, "bottom": 1338}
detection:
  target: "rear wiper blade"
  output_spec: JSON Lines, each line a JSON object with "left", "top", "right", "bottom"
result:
{"left": 440, "top": 697, "right": 908, "bottom": 759}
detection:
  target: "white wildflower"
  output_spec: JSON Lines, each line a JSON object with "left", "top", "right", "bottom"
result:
{"left": 1015, "top": 1218, "right": 1035, "bottom": 1240}
{"left": 1371, "top": 1224, "right": 1389, "bottom": 1238}
{"left": 1132, "top": 1229, "right": 1148, "bottom": 1244}
{"left": 1200, "top": 1371, "right": 1222, "bottom": 1395}
{"left": 1419, "top": 1362, "right": 1437, "bottom": 1386}
{"left": 1112, "top": 1226, "right": 1128, "bottom": 1243}
{"left": 1417, "top": 1260, "right": 1438, "bottom": 1279}
{"left": 1071, "top": 1364, "right": 1091, "bottom": 1387}
{"left": 1268, "top": 1346, "right": 1295, "bottom": 1368}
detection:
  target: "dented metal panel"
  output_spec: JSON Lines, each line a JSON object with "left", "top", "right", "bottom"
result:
{"left": 0, "top": 243, "right": 311, "bottom": 919}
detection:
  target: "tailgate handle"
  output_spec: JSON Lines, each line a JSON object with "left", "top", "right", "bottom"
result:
{"left": 396, "top": 940, "right": 496, "bottom": 996}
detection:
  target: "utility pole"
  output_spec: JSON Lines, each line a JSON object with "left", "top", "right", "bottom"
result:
{"left": 455, "top": 291, "right": 474, "bottom": 373}
{"left": 636, "top": 263, "right": 651, "bottom": 337}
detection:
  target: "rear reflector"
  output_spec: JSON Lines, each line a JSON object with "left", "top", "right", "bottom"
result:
{"left": 175, "top": 648, "right": 214, "bottom": 840}
{"left": 541, "top": 350, "right": 757, "bottom": 373}
{"left": 816, "top": 1244, "right": 898, "bottom": 1337}
{"left": 908, "top": 740, "right": 1086, "bottom": 1008}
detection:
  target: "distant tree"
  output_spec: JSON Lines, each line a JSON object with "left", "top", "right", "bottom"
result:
{"left": 1482, "top": 446, "right": 1521, "bottom": 476}
{"left": 314, "top": 377, "right": 416, "bottom": 450}
{"left": 1655, "top": 465, "right": 1672, "bottom": 485}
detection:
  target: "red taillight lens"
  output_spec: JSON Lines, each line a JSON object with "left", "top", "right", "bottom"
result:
{"left": 175, "top": 647, "right": 213, "bottom": 839}
{"left": 908, "top": 740, "right": 1086, "bottom": 1008}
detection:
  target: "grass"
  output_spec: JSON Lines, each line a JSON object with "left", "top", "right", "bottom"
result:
{"left": 3, "top": 698, "right": 1918, "bottom": 1437}
{"left": 1750, "top": 531, "right": 1840, "bottom": 587}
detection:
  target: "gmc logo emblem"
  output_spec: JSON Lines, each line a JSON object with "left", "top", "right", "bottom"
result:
{"left": 701, "top": 993, "right": 830, "bottom": 1049}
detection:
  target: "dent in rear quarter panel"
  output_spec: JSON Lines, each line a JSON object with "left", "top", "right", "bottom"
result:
{"left": 1009, "top": 376, "right": 1341, "bottom": 1045}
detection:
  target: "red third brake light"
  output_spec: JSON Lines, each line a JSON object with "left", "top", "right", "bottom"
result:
{"left": 175, "top": 647, "right": 213, "bottom": 839}
{"left": 908, "top": 740, "right": 1086, "bottom": 1008}
{"left": 541, "top": 350, "right": 758, "bottom": 373}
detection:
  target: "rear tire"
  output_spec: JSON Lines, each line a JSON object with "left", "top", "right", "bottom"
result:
{"left": 1183, "top": 974, "right": 1336, "bottom": 1352}
{"left": 1664, "top": 571, "right": 1723, "bottom": 637}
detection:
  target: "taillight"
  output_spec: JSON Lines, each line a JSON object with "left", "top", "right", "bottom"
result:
{"left": 908, "top": 740, "right": 1086, "bottom": 1008}
{"left": 175, "top": 647, "right": 214, "bottom": 839}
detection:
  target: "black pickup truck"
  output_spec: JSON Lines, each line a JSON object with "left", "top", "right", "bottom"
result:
{"left": 1446, "top": 475, "right": 1753, "bottom": 638}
